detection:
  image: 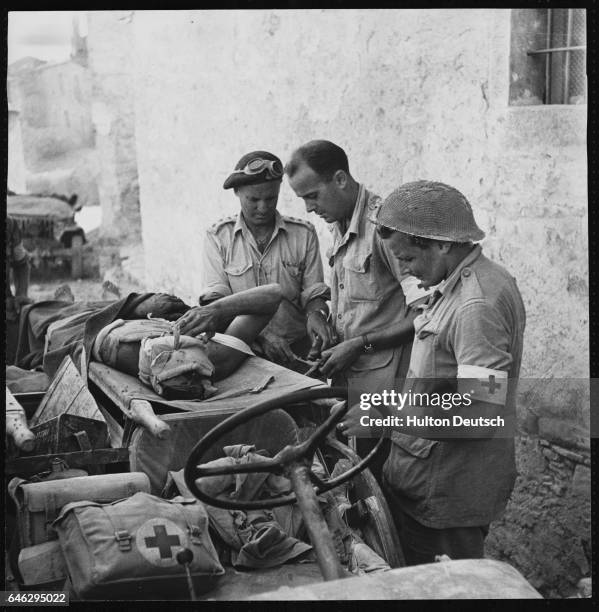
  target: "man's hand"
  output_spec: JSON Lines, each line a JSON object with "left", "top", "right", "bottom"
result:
{"left": 306, "top": 310, "right": 337, "bottom": 359}
{"left": 175, "top": 305, "right": 221, "bottom": 337}
{"left": 337, "top": 403, "right": 386, "bottom": 438}
{"left": 319, "top": 337, "right": 363, "bottom": 377}
{"left": 258, "top": 331, "right": 296, "bottom": 365}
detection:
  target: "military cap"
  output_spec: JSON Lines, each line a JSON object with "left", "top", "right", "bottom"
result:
{"left": 223, "top": 150, "right": 284, "bottom": 190}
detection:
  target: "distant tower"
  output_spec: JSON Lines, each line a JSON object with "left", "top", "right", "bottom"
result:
{"left": 71, "top": 14, "right": 88, "bottom": 67}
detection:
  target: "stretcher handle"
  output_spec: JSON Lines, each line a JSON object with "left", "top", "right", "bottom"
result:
{"left": 128, "top": 399, "right": 171, "bottom": 440}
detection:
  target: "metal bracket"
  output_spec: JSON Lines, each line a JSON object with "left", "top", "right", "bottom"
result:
{"left": 114, "top": 529, "right": 132, "bottom": 552}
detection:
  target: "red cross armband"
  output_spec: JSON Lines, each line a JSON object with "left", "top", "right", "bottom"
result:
{"left": 457, "top": 364, "right": 508, "bottom": 406}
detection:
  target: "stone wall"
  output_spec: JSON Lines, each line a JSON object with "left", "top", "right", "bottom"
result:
{"left": 128, "top": 9, "right": 588, "bottom": 594}
{"left": 86, "top": 11, "right": 142, "bottom": 244}
{"left": 486, "top": 435, "right": 591, "bottom": 597}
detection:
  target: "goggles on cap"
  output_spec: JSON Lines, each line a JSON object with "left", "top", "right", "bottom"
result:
{"left": 231, "top": 158, "right": 283, "bottom": 180}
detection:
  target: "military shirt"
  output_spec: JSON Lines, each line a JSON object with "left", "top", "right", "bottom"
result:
{"left": 200, "top": 211, "right": 330, "bottom": 344}
{"left": 328, "top": 184, "right": 428, "bottom": 375}
{"left": 384, "top": 245, "right": 526, "bottom": 528}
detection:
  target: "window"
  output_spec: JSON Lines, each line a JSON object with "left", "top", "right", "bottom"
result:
{"left": 509, "top": 9, "right": 586, "bottom": 106}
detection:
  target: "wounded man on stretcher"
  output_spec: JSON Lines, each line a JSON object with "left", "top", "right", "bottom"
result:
{"left": 14, "top": 284, "right": 284, "bottom": 400}
{"left": 94, "top": 284, "right": 283, "bottom": 400}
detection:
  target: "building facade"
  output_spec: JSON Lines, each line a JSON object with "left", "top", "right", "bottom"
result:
{"left": 8, "top": 57, "right": 94, "bottom": 152}
{"left": 88, "top": 9, "right": 588, "bottom": 595}
{"left": 86, "top": 10, "right": 142, "bottom": 242}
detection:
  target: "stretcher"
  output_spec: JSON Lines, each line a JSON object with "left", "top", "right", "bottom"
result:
{"left": 87, "top": 354, "right": 329, "bottom": 444}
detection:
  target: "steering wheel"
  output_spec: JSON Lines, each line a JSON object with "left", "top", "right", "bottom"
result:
{"left": 183, "top": 386, "right": 385, "bottom": 511}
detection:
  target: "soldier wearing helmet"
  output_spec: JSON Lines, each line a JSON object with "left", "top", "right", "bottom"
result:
{"left": 340, "top": 180, "right": 526, "bottom": 564}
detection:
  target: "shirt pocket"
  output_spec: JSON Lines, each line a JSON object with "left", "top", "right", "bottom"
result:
{"left": 409, "top": 313, "right": 441, "bottom": 378}
{"left": 224, "top": 261, "right": 255, "bottom": 293}
{"left": 350, "top": 348, "right": 394, "bottom": 372}
{"left": 384, "top": 432, "right": 438, "bottom": 504}
{"left": 278, "top": 260, "right": 304, "bottom": 302}
{"left": 413, "top": 311, "right": 440, "bottom": 339}
{"left": 344, "top": 254, "right": 378, "bottom": 302}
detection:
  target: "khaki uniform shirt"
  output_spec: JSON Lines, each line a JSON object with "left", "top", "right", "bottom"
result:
{"left": 328, "top": 185, "right": 426, "bottom": 386}
{"left": 200, "top": 211, "right": 330, "bottom": 345}
{"left": 384, "top": 245, "right": 526, "bottom": 528}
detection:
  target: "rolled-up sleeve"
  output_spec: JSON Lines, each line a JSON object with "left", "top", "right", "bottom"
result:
{"left": 300, "top": 228, "right": 331, "bottom": 308}
{"left": 199, "top": 231, "right": 233, "bottom": 304}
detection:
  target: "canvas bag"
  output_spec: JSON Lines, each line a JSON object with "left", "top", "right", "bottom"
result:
{"left": 92, "top": 318, "right": 173, "bottom": 375}
{"left": 137, "top": 331, "right": 217, "bottom": 400}
{"left": 8, "top": 472, "right": 151, "bottom": 549}
{"left": 52, "top": 492, "right": 224, "bottom": 600}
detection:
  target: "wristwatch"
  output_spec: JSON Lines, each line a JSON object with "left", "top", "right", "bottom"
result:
{"left": 362, "top": 334, "right": 374, "bottom": 354}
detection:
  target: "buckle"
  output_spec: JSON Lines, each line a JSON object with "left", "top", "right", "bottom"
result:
{"left": 114, "top": 529, "right": 132, "bottom": 551}
{"left": 188, "top": 525, "right": 202, "bottom": 545}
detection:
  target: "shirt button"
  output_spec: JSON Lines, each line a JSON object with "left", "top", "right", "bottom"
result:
{"left": 462, "top": 268, "right": 471, "bottom": 278}
{"left": 339, "top": 283, "right": 344, "bottom": 289}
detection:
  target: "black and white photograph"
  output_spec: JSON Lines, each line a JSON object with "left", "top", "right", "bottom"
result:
{"left": 4, "top": 8, "right": 591, "bottom": 603}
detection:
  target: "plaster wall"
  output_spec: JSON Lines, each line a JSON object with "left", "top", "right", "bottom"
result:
{"left": 129, "top": 9, "right": 588, "bottom": 594}
{"left": 87, "top": 11, "right": 141, "bottom": 241}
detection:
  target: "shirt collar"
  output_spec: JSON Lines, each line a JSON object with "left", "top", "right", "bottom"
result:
{"left": 234, "top": 211, "right": 287, "bottom": 236}
{"left": 437, "top": 244, "right": 483, "bottom": 297}
{"left": 333, "top": 184, "right": 366, "bottom": 246}
{"left": 347, "top": 183, "right": 366, "bottom": 237}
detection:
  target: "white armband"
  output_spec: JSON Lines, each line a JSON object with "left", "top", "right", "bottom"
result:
{"left": 457, "top": 364, "right": 508, "bottom": 406}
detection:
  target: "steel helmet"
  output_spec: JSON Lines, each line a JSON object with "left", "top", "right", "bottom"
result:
{"left": 373, "top": 180, "right": 485, "bottom": 242}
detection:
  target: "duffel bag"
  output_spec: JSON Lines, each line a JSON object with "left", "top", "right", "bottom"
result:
{"left": 138, "top": 333, "right": 217, "bottom": 400}
{"left": 92, "top": 318, "right": 173, "bottom": 376}
{"left": 8, "top": 472, "right": 150, "bottom": 548}
{"left": 52, "top": 492, "right": 224, "bottom": 600}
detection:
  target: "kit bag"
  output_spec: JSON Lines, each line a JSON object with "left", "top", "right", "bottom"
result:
{"left": 93, "top": 318, "right": 173, "bottom": 376}
{"left": 138, "top": 333, "right": 217, "bottom": 400}
{"left": 8, "top": 472, "right": 151, "bottom": 549}
{"left": 94, "top": 319, "right": 217, "bottom": 400}
{"left": 52, "top": 492, "right": 225, "bottom": 600}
